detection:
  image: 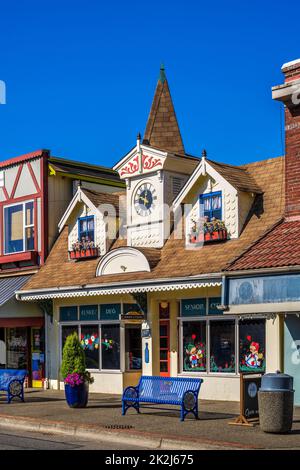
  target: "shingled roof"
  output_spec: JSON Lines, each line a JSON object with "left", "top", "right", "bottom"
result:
{"left": 143, "top": 65, "right": 185, "bottom": 155}
{"left": 207, "top": 159, "right": 263, "bottom": 194}
{"left": 21, "top": 156, "right": 284, "bottom": 292}
{"left": 224, "top": 218, "right": 300, "bottom": 271}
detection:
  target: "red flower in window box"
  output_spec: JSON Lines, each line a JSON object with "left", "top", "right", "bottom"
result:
{"left": 189, "top": 218, "right": 228, "bottom": 244}
{"left": 69, "top": 238, "right": 100, "bottom": 260}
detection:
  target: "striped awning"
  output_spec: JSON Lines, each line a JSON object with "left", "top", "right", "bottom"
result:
{"left": 0, "top": 275, "right": 32, "bottom": 307}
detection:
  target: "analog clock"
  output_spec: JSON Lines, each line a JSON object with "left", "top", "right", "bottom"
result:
{"left": 134, "top": 183, "right": 157, "bottom": 216}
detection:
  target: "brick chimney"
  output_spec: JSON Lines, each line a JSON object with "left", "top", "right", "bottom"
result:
{"left": 273, "top": 59, "right": 300, "bottom": 219}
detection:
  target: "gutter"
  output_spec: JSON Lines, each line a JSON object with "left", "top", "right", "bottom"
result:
{"left": 223, "top": 265, "right": 300, "bottom": 277}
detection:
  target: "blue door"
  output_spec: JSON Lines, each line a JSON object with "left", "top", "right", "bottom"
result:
{"left": 284, "top": 316, "right": 300, "bottom": 405}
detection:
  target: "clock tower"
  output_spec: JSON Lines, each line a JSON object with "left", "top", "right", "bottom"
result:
{"left": 114, "top": 66, "right": 198, "bottom": 248}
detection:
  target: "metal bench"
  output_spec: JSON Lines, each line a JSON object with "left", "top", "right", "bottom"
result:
{"left": 122, "top": 376, "right": 203, "bottom": 421}
{"left": 0, "top": 369, "right": 28, "bottom": 404}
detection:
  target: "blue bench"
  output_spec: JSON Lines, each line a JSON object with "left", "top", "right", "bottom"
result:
{"left": 0, "top": 369, "right": 28, "bottom": 404}
{"left": 122, "top": 376, "right": 203, "bottom": 421}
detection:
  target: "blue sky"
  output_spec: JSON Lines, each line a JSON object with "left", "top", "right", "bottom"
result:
{"left": 0, "top": 0, "right": 299, "bottom": 167}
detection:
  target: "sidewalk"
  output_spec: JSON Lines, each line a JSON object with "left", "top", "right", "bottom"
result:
{"left": 0, "top": 389, "right": 299, "bottom": 450}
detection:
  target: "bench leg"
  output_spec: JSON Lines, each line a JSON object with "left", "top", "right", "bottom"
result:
{"left": 122, "top": 401, "right": 139, "bottom": 416}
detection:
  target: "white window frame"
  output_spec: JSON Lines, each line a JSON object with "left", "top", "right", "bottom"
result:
{"left": 3, "top": 200, "right": 35, "bottom": 255}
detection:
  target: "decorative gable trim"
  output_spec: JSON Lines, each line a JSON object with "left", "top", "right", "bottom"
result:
{"left": 96, "top": 247, "right": 151, "bottom": 276}
{"left": 113, "top": 143, "right": 167, "bottom": 179}
{"left": 172, "top": 157, "right": 237, "bottom": 211}
{"left": 58, "top": 187, "right": 100, "bottom": 232}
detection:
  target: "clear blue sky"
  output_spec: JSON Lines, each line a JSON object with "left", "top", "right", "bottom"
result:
{"left": 0, "top": 0, "right": 299, "bottom": 167}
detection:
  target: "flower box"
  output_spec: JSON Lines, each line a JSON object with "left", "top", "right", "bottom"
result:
{"left": 69, "top": 247, "right": 99, "bottom": 260}
{"left": 189, "top": 229, "right": 227, "bottom": 244}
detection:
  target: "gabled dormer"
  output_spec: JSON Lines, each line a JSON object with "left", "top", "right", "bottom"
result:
{"left": 58, "top": 186, "right": 124, "bottom": 260}
{"left": 172, "top": 151, "right": 263, "bottom": 246}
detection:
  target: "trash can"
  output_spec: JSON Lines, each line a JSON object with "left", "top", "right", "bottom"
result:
{"left": 258, "top": 371, "right": 294, "bottom": 433}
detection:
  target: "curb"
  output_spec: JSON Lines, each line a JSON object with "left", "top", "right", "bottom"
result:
{"left": 0, "top": 414, "right": 260, "bottom": 450}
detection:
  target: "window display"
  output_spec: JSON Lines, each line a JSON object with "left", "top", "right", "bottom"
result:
{"left": 80, "top": 325, "right": 100, "bottom": 369}
{"left": 210, "top": 321, "right": 235, "bottom": 373}
{"left": 125, "top": 325, "right": 142, "bottom": 370}
{"left": 6, "top": 327, "right": 28, "bottom": 370}
{"left": 239, "top": 319, "right": 265, "bottom": 372}
{"left": 183, "top": 322, "right": 206, "bottom": 371}
{"left": 101, "top": 324, "right": 120, "bottom": 370}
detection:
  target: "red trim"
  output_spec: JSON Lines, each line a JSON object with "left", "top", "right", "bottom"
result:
{"left": 0, "top": 149, "right": 49, "bottom": 170}
{"left": 40, "top": 155, "right": 48, "bottom": 265}
{"left": 27, "top": 162, "right": 41, "bottom": 193}
{"left": 10, "top": 164, "right": 23, "bottom": 199}
{"left": 0, "top": 251, "right": 38, "bottom": 265}
{"left": 0, "top": 317, "right": 44, "bottom": 327}
{"left": 0, "top": 204, "right": 3, "bottom": 256}
{"left": 0, "top": 193, "right": 40, "bottom": 206}
{"left": 2, "top": 187, "right": 9, "bottom": 200}
{"left": 159, "top": 320, "right": 170, "bottom": 377}
{"left": 33, "top": 199, "right": 38, "bottom": 252}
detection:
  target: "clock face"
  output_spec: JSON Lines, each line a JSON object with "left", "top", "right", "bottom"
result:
{"left": 134, "top": 183, "right": 157, "bottom": 216}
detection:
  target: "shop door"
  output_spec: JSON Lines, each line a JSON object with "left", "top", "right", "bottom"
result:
{"left": 284, "top": 316, "right": 300, "bottom": 405}
{"left": 159, "top": 321, "right": 170, "bottom": 377}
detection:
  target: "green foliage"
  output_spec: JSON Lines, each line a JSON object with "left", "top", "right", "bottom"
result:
{"left": 61, "top": 332, "right": 86, "bottom": 379}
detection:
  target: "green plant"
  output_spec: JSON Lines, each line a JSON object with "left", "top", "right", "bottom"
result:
{"left": 61, "top": 332, "right": 94, "bottom": 384}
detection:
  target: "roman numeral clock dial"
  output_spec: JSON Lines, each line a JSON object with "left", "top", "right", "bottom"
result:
{"left": 134, "top": 183, "right": 157, "bottom": 217}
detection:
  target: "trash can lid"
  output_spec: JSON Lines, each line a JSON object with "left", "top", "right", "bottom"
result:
{"left": 260, "top": 370, "right": 294, "bottom": 392}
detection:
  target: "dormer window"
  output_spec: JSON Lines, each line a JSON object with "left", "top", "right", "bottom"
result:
{"left": 78, "top": 215, "right": 94, "bottom": 242}
{"left": 200, "top": 191, "right": 222, "bottom": 221}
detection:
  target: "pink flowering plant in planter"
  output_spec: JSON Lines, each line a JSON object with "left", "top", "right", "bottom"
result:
{"left": 61, "top": 332, "right": 94, "bottom": 407}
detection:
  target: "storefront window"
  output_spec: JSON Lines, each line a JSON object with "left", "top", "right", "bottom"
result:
{"left": 210, "top": 321, "right": 235, "bottom": 373}
{"left": 61, "top": 325, "right": 78, "bottom": 351}
{"left": 80, "top": 325, "right": 100, "bottom": 369}
{"left": 239, "top": 319, "right": 265, "bottom": 372}
{"left": 182, "top": 321, "right": 206, "bottom": 372}
{"left": 125, "top": 325, "right": 142, "bottom": 370}
{"left": 6, "top": 327, "right": 28, "bottom": 369}
{"left": 101, "top": 324, "right": 120, "bottom": 370}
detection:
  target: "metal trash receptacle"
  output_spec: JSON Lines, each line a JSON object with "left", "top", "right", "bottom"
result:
{"left": 258, "top": 370, "right": 294, "bottom": 433}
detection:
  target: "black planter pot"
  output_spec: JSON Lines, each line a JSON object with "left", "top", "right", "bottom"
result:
{"left": 65, "top": 382, "right": 89, "bottom": 408}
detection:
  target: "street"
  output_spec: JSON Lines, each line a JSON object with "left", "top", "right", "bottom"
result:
{"left": 0, "top": 427, "right": 145, "bottom": 450}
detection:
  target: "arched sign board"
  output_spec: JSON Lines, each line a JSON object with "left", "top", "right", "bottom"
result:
{"left": 229, "top": 373, "right": 262, "bottom": 427}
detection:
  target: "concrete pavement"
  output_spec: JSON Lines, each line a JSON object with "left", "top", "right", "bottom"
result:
{"left": 0, "top": 389, "right": 299, "bottom": 450}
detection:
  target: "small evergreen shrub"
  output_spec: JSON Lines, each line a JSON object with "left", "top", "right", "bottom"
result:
{"left": 61, "top": 332, "right": 93, "bottom": 384}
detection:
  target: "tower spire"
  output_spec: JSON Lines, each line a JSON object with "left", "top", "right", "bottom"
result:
{"left": 143, "top": 65, "right": 185, "bottom": 155}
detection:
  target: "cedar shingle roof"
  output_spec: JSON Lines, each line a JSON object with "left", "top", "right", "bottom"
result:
{"left": 224, "top": 219, "right": 300, "bottom": 271}
{"left": 207, "top": 159, "right": 263, "bottom": 194}
{"left": 21, "top": 156, "right": 285, "bottom": 291}
{"left": 81, "top": 188, "right": 124, "bottom": 217}
{"left": 143, "top": 67, "right": 185, "bottom": 155}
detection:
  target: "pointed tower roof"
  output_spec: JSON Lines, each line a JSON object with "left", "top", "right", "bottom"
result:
{"left": 143, "top": 65, "right": 185, "bottom": 155}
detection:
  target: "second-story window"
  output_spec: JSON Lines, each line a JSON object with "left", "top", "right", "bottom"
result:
{"left": 4, "top": 201, "right": 34, "bottom": 254}
{"left": 78, "top": 215, "right": 94, "bottom": 242}
{"left": 200, "top": 191, "right": 222, "bottom": 221}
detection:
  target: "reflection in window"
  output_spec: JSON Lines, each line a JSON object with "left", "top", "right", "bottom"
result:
{"left": 80, "top": 325, "right": 100, "bottom": 369}
{"left": 182, "top": 322, "right": 206, "bottom": 372}
{"left": 210, "top": 321, "right": 235, "bottom": 373}
{"left": 125, "top": 325, "right": 142, "bottom": 370}
{"left": 101, "top": 325, "right": 120, "bottom": 370}
{"left": 239, "top": 319, "right": 265, "bottom": 372}
{"left": 4, "top": 201, "right": 34, "bottom": 254}
{"left": 61, "top": 325, "right": 78, "bottom": 351}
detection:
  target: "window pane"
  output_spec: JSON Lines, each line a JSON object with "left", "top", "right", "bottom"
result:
{"left": 212, "top": 195, "right": 221, "bottom": 210}
{"left": 183, "top": 321, "right": 206, "bottom": 372}
{"left": 61, "top": 326, "right": 78, "bottom": 351}
{"left": 101, "top": 325, "right": 120, "bottom": 370}
{"left": 5, "top": 204, "right": 23, "bottom": 253}
{"left": 25, "top": 202, "right": 34, "bottom": 226}
{"left": 25, "top": 227, "right": 34, "bottom": 250}
{"left": 160, "top": 362, "right": 168, "bottom": 372}
{"left": 239, "top": 319, "right": 266, "bottom": 372}
{"left": 6, "top": 327, "right": 28, "bottom": 369}
{"left": 210, "top": 321, "right": 235, "bottom": 373}
{"left": 125, "top": 325, "right": 142, "bottom": 370}
{"left": 212, "top": 208, "right": 222, "bottom": 220}
{"left": 203, "top": 198, "right": 211, "bottom": 211}
{"left": 79, "top": 217, "right": 94, "bottom": 242}
{"left": 80, "top": 325, "right": 100, "bottom": 369}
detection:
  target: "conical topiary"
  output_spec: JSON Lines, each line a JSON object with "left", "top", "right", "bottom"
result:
{"left": 61, "top": 332, "right": 86, "bottom": 379}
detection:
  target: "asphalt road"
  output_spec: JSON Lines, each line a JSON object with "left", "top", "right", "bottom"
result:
{"left": 0, "top": 427, "right": 145, "bottom": 450}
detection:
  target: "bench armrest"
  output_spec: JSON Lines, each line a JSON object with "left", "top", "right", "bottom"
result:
{"left": 122, "top": 386, "right": 139, "bottom": 400}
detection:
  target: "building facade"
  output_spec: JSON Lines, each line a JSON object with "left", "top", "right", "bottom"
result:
{"left": 17, "top": 64, "right": 291, "bottom": 400}
{"left": 0, "top": 149, "right": 124, "bottom": 387}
